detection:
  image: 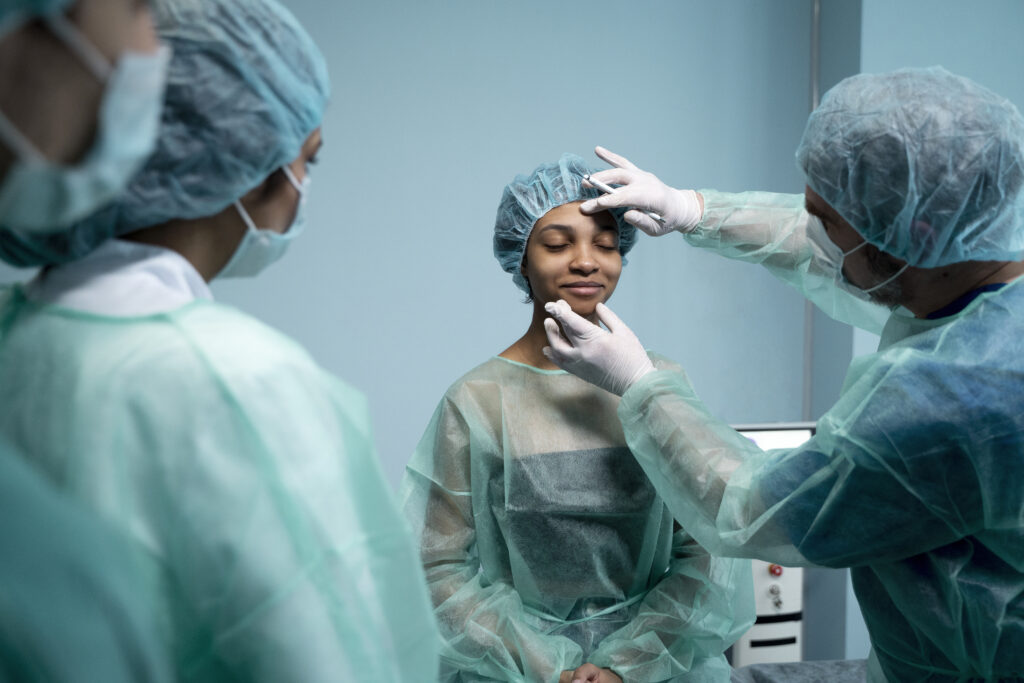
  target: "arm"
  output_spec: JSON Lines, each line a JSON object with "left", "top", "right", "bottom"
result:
{"left": 618, "top": 365, "right": 976, "bottom": 567}
{"left": 401, "top": 396, "right": 584, "bottom": 683}
{"left": 688, "top": 190, "right": 889, "bottom": 334}
{"left": 580, "top": 147, "right": 888, "bottom": 334}
{"left": 588, "top": 525, "right": 754, "bottom": 681}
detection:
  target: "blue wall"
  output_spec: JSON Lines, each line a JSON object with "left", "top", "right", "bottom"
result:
{"left": 207, "top": 0, "right": 817, "bottom": 485}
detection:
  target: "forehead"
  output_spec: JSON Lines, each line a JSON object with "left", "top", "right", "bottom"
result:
{"left": 534, "top": 201, "right": 616, "bottom": 231}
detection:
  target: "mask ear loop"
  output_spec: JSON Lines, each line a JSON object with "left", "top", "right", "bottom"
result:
{"left": 0, "top": 13, "right": 114, "bottom": 163}
{"left": 44, "top": 13, "right": 112, "bottom": 83}
{"left": 0, "top": 110, "right": 45, "bottom": 163}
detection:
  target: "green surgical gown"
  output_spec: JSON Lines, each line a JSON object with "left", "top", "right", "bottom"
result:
{"left": 0, "top": 286, "right": 438, "bottom": 681}
{"left": 618, "top": 190, "right": 1024, "bottom": 682}
{"left": 401, "top": 356, "right": 754, "bottom": 683}
{"left": 0, "top": 441, "right": 170, "bottom": 682}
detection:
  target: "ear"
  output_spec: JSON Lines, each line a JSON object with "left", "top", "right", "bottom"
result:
{"left": 239, "top": 169, "right": 285, "bottom": 207}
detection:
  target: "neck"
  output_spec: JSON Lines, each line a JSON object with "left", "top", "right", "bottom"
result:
{"left": 500, "top": 300, "right": 599, "bottom": 369}
{"left": 904, "top": 259, "right": 1024, "bottom": 317}
{"left": 121, "top": 206, "right": 245, "bottom": 282}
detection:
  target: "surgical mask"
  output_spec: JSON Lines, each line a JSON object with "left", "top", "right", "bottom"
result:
{"left": 0, "top": 15, "right": 171, "bottom": 232}
{"left": 218, "top": 165, "right": 309, "bottom": 279}
{"left": 807, "top": 215, "right": 910, "bottom": 303}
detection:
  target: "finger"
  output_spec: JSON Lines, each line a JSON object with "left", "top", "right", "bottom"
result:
{"left": 588, "top": 168, "right": 640, "bottom": 187}
{"left": 624, "top": 209, "right": 664, "bottom": 235}
{"left": 595, "top": 302, "right": 627, "bottom": 334}
{"left": 543, "top": 317, "right": 572, "bottom": 352}
{"left": 594, "top": 146, "right": 638, "bottom": 170}
{"left": 544, "top": 300, "right": 598, "bottom": 339}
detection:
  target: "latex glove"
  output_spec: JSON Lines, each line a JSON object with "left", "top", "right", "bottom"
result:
{"left": 543, "top": 299, "right": 654, "bottom": 396}
{"left": 580, "top": 146, "right": 702, "bottom": 236}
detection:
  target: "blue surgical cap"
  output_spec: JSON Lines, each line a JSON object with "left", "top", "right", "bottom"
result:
{"left": 0, "top": 0, "right": 72, "bottom": 30}
{"left": 494, "top": 153, "right": 637, "bottom": 294}
{"left": 797, "top": 66, "right": 1024, "bottom": 268}
{"left": 0, "top": 0, "right": 329, "bottom": 267}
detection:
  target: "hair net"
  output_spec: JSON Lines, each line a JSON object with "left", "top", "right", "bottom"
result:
{"left": 494, "top": 153, "right": 637, "bottom": 294}
{"left": 0, "top": 0, "right": 329, "bottom": 267}
{"left": 797, "top": 66, "right": 1024, "bottom": 268}
{"left": 0, "top": 0, "right": 72, "bottom": 30}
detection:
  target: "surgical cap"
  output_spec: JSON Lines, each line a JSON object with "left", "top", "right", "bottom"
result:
{"left": 0, "top": 0, "right": 72, "bottom": 30}
{"left": 494, "top": 153, "right": 637, "bottom": 294}
{"left": 0, "top": 0, "right": 329, "bottom": 267}
{"left": 797, "top": 66, "right": 1024, "bottom": 268}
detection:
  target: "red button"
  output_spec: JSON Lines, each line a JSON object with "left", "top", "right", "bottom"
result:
{"left": 768, "top": 564, "right": 784, "bottom": 577}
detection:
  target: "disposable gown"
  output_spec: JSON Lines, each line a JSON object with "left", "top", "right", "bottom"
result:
{"left": 402, "top": 356, "right": 754, "bottom": 683}
{"left": 618, "top": 190, "right": 1024, "bottom": 682}
{"left": 0, "top": 441, "right": 170, "bottom": 682}
{"left": 0, "top": 285, "right": 438, "bottom": 682}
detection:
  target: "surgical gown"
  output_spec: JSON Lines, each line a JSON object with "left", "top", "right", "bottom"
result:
{"left": 0, "top": 244, "right": 438, "bottom": 681}
{"left": 402, "top": 355, "right": 754, "bottom": 683}
{"left": 0, "top": 440, "right": 170, "bottom": 683}
{"left": 618, "top": 190, "right": 1024, "bottom": 682}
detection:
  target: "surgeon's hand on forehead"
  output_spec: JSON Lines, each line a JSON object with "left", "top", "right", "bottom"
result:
{"left": 580, "top": 146, "right": 704, "bottom": 237}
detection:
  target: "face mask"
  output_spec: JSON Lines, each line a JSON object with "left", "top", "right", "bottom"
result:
{"left": 807, "top": 215, "right": 910, "bottom": 303}
{"left": 217, "top": 164, "right": 310, "bottom": 279}
{"left": 0, "top": 15, "right": 171, "bottom": 233}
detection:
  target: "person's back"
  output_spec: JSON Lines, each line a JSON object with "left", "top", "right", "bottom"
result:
{"left": 0, "top": 1, "right": 172, "bottom": 680}
{"left": 0, "top": 0, "right": 438, "bottom": 678}
{"left": 0, "top": 279, "right": 433, "bottom": 679}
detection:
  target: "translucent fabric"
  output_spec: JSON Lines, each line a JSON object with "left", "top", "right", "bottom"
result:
{"left": 0, "top": 287, "right": 438, "bottom": 682}
{"left": 0, "top": 0, "right": 329, "bottom": 267}
{"left": 401, "top": 356, "right": 754, "bottom": 683}
{"left": 797, "top": 67, "right": 1024, "bottom": 268}
{"left": 494, "top": 153, "right": 637, "bottom": 294}
{"left": 620, "top": 191, "right": 1024, "bottom": 681}
{"left": 0, "top": 441, "right": 171, "bottom": 683}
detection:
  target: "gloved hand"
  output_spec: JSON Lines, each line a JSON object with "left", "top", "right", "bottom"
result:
{"left": 542, "top": 299, "right": 654, "bottom": 396}
{"left": 580, "top": 146, "right": 703, "bottom": 236}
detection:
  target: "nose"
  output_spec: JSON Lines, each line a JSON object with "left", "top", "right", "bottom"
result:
{"left": 569, "top": 245, "right": 598, "bottom": 275}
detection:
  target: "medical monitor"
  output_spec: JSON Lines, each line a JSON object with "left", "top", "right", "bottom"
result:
{"left": 733, "top": 422, "right": 816, "bottom": 451}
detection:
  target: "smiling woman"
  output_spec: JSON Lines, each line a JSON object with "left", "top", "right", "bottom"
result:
{"left": 400, "top": 154, "right": 755, "bottom": 683}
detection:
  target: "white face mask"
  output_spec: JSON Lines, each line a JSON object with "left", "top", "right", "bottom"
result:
{"left": 0, "top": 15, "right": 171, "bottom": 233}
{"left": 217, "top": 164, "right": 310, "bottom": 279}
{"left": 807, "top": 215, "right": 910, "bottom": 303}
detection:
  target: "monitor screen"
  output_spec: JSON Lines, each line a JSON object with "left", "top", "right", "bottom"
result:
{"left": 734, "top": 422, "right": 816, "bottom": 451}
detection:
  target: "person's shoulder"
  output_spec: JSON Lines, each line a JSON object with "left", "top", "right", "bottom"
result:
{"left": 159, "top": 302, "right": 363, "bottom": 402}
{"left": 444, "top": 357, "right": 509, "bottom": 392}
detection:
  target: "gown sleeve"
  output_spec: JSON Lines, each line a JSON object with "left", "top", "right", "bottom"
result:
{"left": 685, "top": 189, "right": 890, "bottom": 335}
{"left": 401, "top": 395, "right": 585, "bottom": 683}
{"left": 588, "top": 524, "right": 754, "bottom": 681}
{"left": 617, "top": 361, "right": 979, "bottom": 568}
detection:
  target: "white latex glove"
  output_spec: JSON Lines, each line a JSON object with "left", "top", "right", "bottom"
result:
{"left": 580, "top": 146, "right": 702, "bottom": 236}
{"left": 542, "top": 300, "right": 654, "bottom": 396}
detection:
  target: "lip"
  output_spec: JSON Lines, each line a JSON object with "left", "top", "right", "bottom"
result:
{"left": 561, "top": 281, "right": 605, "bottom": 296}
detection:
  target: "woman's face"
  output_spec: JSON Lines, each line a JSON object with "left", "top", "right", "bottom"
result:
{"left": 521, "top": 200, "right": 622, "bottom": 317}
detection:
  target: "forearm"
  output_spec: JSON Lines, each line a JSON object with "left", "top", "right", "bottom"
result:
{"left": 428, "top": 564, "right": 583, "bottom": 682}
{"left": 687, "top": 190, "right": 889, "bottom": 333}
{"left": 590, "top": 541, "right": 754, "bottom": 679}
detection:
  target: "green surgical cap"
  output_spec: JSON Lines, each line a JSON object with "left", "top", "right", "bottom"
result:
{"left": 0, "top": 0, "right": 329, "bottom": 266}
{"left": 0, "top": 0, "right": 72, "bottom": 30}
{"left": 494, "top": 153, "right": 637, "bottom": 294}
{"left": 797, "top": 66, "right": 1024, "bottom": 267}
